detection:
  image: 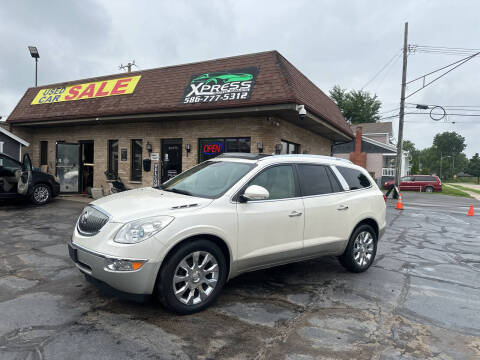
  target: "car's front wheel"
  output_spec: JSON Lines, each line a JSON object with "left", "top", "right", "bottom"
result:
{"left": 156, "top": 239, "right": 227, "bottom": 314}
{"left": 424, "top": 186, "right": 434, "bottom": 193}
{"left": 339, "top": 224, "right": 377, "bottom": 273}
{"left": 31, "top": 184, "right": 52, "bottom": 205}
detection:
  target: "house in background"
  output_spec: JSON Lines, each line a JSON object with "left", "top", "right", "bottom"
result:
{"left": 332, "top": 122, "right": 410, "bottom": 185}
{"left": 0, "top": 125, "right": 29, "bottom": 161}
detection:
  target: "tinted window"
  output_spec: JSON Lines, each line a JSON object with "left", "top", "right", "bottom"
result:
{"left": 40, "top": 141, "right": 48, "bottom": 165}
{"left": 297, "top": 164, "right": 340, "bottom": 196}
{"left": 131, "top": 139, "right": 142, "bottom": 181}
{"left": 415, "top": 176, "right": 436, "bottom": 182}
{"left": 401, "top": 176, "right": 413, "bottom": 182}
{"left": 108, "top": 139, "right": 119, "bottom": 176}
{"left": 0, "top": 155, "right": 20, "bottom": 169}
{"left": 249, "top": 165, "right": 296, "bottom": 200}
{"left": 198, "top": 137, "right": 251, "bottom": 163}
{"left": 337, "top": 166, "right": 371, "bottom": 190}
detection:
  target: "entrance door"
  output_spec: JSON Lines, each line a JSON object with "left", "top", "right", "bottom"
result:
{"left": 56, "top": 143, "right": 80, "bottom": 193}
{"left": 80, "top": 141, "right": 94, "bottom": 193}
{"left": 161, "top": 139, "right": 182, "bottom": 183}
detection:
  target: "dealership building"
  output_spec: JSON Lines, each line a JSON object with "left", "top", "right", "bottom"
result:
{"left": 5, "top": 51, "right": 353, "bottom": 193}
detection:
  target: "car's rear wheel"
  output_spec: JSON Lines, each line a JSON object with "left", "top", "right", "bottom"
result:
{"left": 156, "top": 240, "right": 227, "bottom": 314}
{"left": 424, "top": 186, "right": 434, "bottom": 193}
{"left": 31, "top": 184, "right": 52, "bottom": 205}
{"left": 339, "top": 224, "right": 377, "bottom": 273}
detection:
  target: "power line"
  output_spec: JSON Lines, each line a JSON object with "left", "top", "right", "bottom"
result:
{"left": 405, "top": 51, "right": 480, "bottom": 99}
{"left": 361, "top": 50, "right": 402, "bottom": 90}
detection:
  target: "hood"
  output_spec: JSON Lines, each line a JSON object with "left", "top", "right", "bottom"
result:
{"left": 91, "top": 187, "right": 213, "bottom": 223}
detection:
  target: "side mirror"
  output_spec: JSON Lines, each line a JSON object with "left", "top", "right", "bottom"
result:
{"left": 240, "top": 185, "right": 269, "bottom": 202}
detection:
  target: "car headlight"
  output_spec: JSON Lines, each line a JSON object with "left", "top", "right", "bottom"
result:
{"left": 114, "top": 216, "right": 174, "bottom": 244}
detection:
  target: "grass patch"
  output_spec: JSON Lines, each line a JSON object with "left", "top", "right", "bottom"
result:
{"left": 447, "top": 183, "right": 480, "bottom": 195}
{"left": 438, "top": 184, "right": 472, "bottom": 198}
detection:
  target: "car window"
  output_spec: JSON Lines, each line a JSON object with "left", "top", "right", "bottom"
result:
{"left": 402, "top": 176, "right": 413, "bottom": 182}
{"left": 337, "top": 166, "right": 371, "bottom": 190}
{"left": 248, "top": 165, "right": 296, "bottom": 200}
{"left": 0, "top": 156, "right": 20, "bottom": 170}
{"left": 297, "top": 164, "right": 340, "bottom": 196}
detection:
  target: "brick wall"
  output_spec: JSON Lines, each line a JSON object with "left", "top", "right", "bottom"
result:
{"left": 10, "top": 115, "right": 332, "bottom": 192}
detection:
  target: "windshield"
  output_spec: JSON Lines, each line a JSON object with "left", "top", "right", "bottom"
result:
{"left": 159, "top": 161, "right": 255, "bottom": 199}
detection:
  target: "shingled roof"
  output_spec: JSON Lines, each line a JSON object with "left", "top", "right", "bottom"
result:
{"left": 7, "top": 50, "right": 352, "bottom": 137}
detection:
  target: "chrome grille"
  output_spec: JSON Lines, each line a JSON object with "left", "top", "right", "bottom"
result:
{"left": 77, "top": 206, "right": 109, "bottom": 236}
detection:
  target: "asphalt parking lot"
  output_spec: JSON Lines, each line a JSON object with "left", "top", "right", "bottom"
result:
{"left": 1, "top": 193, "right": 479, "bottom": 360}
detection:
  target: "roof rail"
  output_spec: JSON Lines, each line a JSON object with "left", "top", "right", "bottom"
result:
{"left": 258, "top": 154, "right": 352, "bottom": 163}
{"left": 216, "top": 153, "right": 271, "bottom": 160}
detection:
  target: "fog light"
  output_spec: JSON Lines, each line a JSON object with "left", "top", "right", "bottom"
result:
{"left": 105, "top": 258, "right": 145, "bottom": 271}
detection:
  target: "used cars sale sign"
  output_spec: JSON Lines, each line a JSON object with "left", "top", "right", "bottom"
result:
{"left": 31, "top": 76, "right": 141, "bottom": 105}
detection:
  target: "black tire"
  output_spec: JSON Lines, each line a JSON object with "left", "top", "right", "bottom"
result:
{"left": 339, "top": 224, "right": 377, "bottom": 273}
{"left": 30, "top": 184, "right": 52, "bottom": 205}
{"left": 156, "top": 239, "right": 227, "bottom": 314}
{"left": 424, "top": 186, "right": 434, "bottom": 193}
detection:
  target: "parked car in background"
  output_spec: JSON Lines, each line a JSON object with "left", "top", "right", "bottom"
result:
{"left": 0, "top": 153, "right": 60, "bottom": 205}
{"left": 384, "top": 175, "right": 442, "bottom": 193}
{"left": 69, "top": 154, "right": 386, "bottom": 314}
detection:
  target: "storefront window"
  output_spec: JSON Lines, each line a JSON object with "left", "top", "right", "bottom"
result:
{"left": 108, "top": 139, "right": 118, "bottom": 176}
{"left": 40, "top": 141, "right": 48, "bottom": 165}
{"left": 280, "top": 140, "right": 300, "bottom": 154}
{"left": 198, "top": 137, "right": 250, "bottom": 163}
{"left": 131, "top": 139, "right": 142, "bottom": 181}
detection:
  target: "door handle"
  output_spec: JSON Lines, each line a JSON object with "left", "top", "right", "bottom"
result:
{"left": 337, "top": 204, "right": 349, "bottom": 211}
{"left": 289, "top": 210, "right": 303, "bottom": 217}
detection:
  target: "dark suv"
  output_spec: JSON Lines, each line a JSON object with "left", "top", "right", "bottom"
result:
{"left": 384, "top": 175, "right": 442, "bottom": 193}
{"left": 0, "top": 153, "right": 60, "bottom": 205}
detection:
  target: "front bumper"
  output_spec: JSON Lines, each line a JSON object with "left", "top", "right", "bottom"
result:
{"left": 68, "top": 241, "right": 159, "bottom": 295}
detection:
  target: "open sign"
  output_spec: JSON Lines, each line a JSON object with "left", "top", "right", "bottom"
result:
{"left": 203, "top": 142, "right": 223, "bottom": 155}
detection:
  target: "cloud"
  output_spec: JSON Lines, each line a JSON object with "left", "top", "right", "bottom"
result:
{"left": 0, "top": 0, "right": 478, "bottom": 156}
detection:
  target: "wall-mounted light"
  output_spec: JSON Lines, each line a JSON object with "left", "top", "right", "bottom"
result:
{"left": 257, "top": 141, "right": 263, "bottom": 153}
{"left": 185, "top": 144, "right": 191, "bottom": 157}
{"left": 275, "top": 143, "right": 283, "bottom": 154}
{"left": 146, "top": 142, "right": 153, "bottom": 153}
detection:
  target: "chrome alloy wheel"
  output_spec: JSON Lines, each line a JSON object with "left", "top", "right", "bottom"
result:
{"left": 353, "top": 231, "right": 374, "bottom": 267}
{"left": 172, "top": 251, "right": 219, "bottom": 305}
{"left": 33, "top": 185, "right": 50, "bottom": 204}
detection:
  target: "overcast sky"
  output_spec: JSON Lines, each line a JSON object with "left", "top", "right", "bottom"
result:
{"left": 1, "top": 0, "right": 479, "bottom": 157}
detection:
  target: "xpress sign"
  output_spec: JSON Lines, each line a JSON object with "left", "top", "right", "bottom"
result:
{"left": 181, "top": 67, "right": 258, "bottom": 104}
{"left": 31, "top": 76, "right": 141, "bottom": 105}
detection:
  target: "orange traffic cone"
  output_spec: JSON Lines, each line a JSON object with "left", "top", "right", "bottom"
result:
{"left": 467, "top": 204, "right": 474, "bottom": 216}
{"left": 396, "top": 193, "right": 404, "bottom": 210}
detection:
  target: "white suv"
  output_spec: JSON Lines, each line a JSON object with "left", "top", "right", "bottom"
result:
{"left": 69, "top": 154, "right": 386, "bottom": 314}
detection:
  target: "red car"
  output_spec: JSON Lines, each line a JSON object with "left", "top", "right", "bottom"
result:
{"left": 384, "top": 175, "right": 442, "bottom": 193}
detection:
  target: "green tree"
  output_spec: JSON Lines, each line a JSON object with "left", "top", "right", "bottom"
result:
{"left": 468, "top": 153, "right": 480, "bottom": 183}
{"left": 329, "top": 86, "right": 381, "bottom": 124}
{"left": 433, "top": 131, "right": 466, "bottom": 155}
{"left": 403, "top": 140, "right": 419, "bottom": 174}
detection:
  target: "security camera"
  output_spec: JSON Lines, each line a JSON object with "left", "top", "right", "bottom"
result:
{"left": 296, "top": 104, "right": 306, "bottom": 119}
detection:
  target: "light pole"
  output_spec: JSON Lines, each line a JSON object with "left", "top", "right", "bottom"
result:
{"left": 28, "top": 46, "right": 40, "bottom": 87}
{"left": 440, "top": 154, "right": 452, "bottom": 180}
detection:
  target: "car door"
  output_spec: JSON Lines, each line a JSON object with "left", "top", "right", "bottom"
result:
{"left": 399, "top": 176, "right": 414, "bottom": 191}
{"left": 236, "top": 164, "right": 304, "bottom": 271}
{"left": 297, "top": 164, "right": 351, "bottom": 254}
{"left": 17, "top": 154, "right": 33, "bottom": 196}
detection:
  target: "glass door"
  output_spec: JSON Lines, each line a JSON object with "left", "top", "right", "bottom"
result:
{"left": 56, "top": 143, "right": 80, "bottom": 193}
{"left": 161, "top": 139, "right": 182, "bottom": 183}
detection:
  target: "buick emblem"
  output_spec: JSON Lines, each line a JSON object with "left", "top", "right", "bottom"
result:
{"left": 79, "top": 211, "right": 89, "bottom": 225}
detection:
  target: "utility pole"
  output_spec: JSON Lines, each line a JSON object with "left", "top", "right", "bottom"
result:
{"left": 395, "top": 22, "right": 409, "bottom": 187}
